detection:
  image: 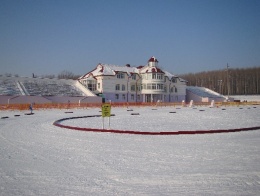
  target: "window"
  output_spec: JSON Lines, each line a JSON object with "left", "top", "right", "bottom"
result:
{"left": 157, "top": 84, "right": 163, "bottom": 90}
{"left": 137, "top": 85, "right": 141, "bottom": 91}
{"left": 175, "top": 87, "right": 178, "bottom": 93}
{"left": 115, "top": 84, "right": 120, "bottom": 91}
{"left": 131, "top": 94, "right": 134, "bottom": 100}
{"left": 157, "top": 74, "right": 163, "bottom": 80}
{"left": 171, "top": 87, "right": 174, "bottom": 92}
{"left": 122, "top": 94, "right": 126, "bottom": 100}
{"left": 122, "top": 84, "right": 125, "bottom": 91}
{"left": 141, "top": 84, "right": 146, "bottom": 89}
{"left": 117, "top": 72, "right": 125, "bottom": 79}
{"left": 115, "top": 94, "right": 119, "bottom": 99}
{"left": 147, "top": 84, "right": 152, "bottom": 89}
{"left": 97, "top": 83, "right": 100, "bottom": 89}
{"left": 150, "top": 74, "right": 163, "bottom": 80}
{"left": 131, "top": 85, "right": 135, "bottom": 91}
{"left": 131, "top": 74, "right": 136, "bottom": 80}
{"left": 137, "top": 95, "right": 140, "bottom": 100}
{"left": 152, "top": 84, "right": 156, "bottom": 89}
{"left": 86, "top": 80, "right": 96, "bottom": 91}
{"left": 172, "top": 78, "right": 177, "bottom": 83}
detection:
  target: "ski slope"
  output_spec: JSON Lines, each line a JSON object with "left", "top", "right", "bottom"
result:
{"left": 0, "top": 106, "right": 260, "bottom": 195}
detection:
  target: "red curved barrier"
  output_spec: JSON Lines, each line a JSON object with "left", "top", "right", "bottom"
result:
{"left": 53, "top": 115, "right": 260, "bottom": 135}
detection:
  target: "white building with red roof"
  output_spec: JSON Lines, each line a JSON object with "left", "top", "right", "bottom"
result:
{"left": 78, "top": 56, "right": 186, "bottom": 103}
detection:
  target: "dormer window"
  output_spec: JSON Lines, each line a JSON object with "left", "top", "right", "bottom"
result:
{"left": 117, "top": 72, "right": 125, "bottom": 79}
{"left": 172, "top": 78, "right": 177, "bottom": 83}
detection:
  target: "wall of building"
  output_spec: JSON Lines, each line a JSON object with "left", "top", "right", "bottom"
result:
{"left": 103, "top": 92, "right": 142, "bottom": 103}
{"left": 87, "top": 74, "right": 186, "bottom": 103}
{"left": 95, "top": 74, "right": 143, "bottom": 103}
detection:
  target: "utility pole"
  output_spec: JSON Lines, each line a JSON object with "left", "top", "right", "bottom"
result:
{"left": 218, "top": 80, "right": 222, "bottom": 94}
{"left": 226, "top": 63, "right": 230, "bottom": 97}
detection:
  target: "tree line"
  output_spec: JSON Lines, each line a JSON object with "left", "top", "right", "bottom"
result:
{"left": 33, "top": 70, "right": 81, "bottom": 80}
{"left": 178, "top": 67, "right": 260, "bottom": 95}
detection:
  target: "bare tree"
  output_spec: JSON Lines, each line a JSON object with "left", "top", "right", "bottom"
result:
{"left": 179, "top": 67, "right": 260, "bottom": 95}
{"left": 58, "top": 70, "right": 81, "bottom": 80}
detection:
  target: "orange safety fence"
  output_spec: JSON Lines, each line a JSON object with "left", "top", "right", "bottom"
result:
{"left": 0, "top": 101, "right": 259, "bottom": 111}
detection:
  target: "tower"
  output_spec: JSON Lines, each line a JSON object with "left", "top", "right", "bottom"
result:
{"left": 148, "top": 56, "right": 158, "bottom": 67}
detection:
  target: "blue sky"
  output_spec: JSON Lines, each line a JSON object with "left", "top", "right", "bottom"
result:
{"left": 1, "top": 0, "right": 259, "bottom": 77}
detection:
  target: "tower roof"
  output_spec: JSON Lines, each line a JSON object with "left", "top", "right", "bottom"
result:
{"left": 148, "top": 56, "right": 158, "bottom": 62}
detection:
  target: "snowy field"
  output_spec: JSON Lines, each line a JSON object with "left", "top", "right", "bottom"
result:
{"left": 231, "top": 95, "right": 260, "bottom": 102}
{"left": 1, "top": 105, "right": 260, "bottom": 195}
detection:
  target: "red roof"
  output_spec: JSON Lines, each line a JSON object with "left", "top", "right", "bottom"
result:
{"left": 148, "top": 56, "right": 158, "bottom": 62}
{"left": 137, "top": 65, "right": 144, "bottom": 69}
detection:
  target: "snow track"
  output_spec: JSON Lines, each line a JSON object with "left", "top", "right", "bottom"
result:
{"left": 1, "top": 107, "right": 260, "bottom": 195}
{"left": 54, "top": 114, "right": 260, "bottom": 135}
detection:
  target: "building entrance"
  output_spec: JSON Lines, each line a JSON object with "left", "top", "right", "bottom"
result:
{"left": 144, "top": 94, "right": 163, "bottom": 102}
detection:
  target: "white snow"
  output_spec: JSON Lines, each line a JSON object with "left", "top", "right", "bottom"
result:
{"left": 230, "top": 95, "right": 260, "bottom": 102}
{"left": 61, "top": 106, "right": 259, "bottom": 132}
{"left": 1, "top": 105, "right": 260, "bottom": 195}
{"left": 84, "top": 64, "right": 139, "bottom": 78}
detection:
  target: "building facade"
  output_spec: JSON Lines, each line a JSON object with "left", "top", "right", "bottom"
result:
{"left": 79, "top": 57, "right": 186, "bottom": 103}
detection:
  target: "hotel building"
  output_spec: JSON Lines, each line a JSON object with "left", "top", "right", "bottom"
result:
{"left": 79, "top": 57, "right": 186, "bottom": 103}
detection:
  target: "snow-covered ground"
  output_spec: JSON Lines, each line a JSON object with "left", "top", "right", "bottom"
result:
{"left": 1, "top": 105, "right": 260, "bottom": 195}
{"left": 60, "top": 106, "right": 260, "bottom": 132}
{"left": 230, "top": 95, "right": 260, "bottom": 102}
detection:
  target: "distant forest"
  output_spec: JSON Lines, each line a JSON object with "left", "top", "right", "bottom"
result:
{"left": 179, "top": 67, "right": 260, "bottom": 95}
